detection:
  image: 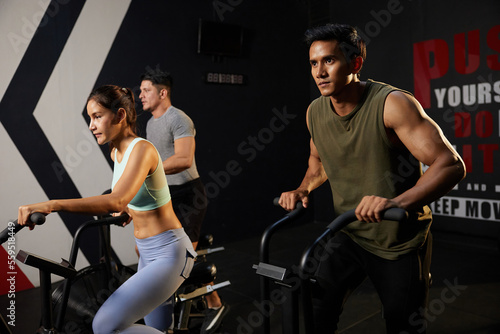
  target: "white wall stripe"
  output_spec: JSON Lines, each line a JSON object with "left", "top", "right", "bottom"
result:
{"left": 0, "top": 123, "right": 90, "bottom": 286}
{"left": 34, "top": 0, "right": 130, "bottom": 199}
{"left": 33, "top": 0, "right": 137, "bottom": 266}
{"left": 0, "top": 0, "right": 50, "bottom": 102}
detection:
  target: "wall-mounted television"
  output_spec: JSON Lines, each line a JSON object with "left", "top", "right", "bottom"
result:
{"left": 197, "top": 19, "right": 243, "bottom": 57}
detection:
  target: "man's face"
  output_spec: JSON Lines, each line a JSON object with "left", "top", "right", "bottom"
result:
{"left": 139, "top": 80, "right": 162, "bottom": 112}
{"left": 309, "top": 40, "right": 355, "bottom": 97}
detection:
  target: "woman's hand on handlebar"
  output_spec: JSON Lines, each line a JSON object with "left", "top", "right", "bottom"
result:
{"left": 355, "top": 195, "right": 401, "bottom": 223}
{"left": 18, "top": 202, "right": 52, "bottom": 230}
{"left": 112, "top": 211, "right": 132, "bottom": 227}
{"left": 279, "top": 189, "right": 309, "bottom": 211}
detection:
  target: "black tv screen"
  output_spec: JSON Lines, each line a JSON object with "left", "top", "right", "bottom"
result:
{"left": 197, "top": 19, "right": 243, "bottom": 57}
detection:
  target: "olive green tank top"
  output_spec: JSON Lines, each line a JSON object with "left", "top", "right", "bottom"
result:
{"left": 308, "top": 80, "right": 432, "bottom": 260}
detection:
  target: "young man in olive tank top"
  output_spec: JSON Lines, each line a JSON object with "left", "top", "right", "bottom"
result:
{"left": 278, "top": 24, "right": 465, "bottom": 334}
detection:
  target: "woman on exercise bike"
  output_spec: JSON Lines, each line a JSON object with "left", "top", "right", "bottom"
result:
{"left": 17, "top": 85, "right": 196, "bottom": 334}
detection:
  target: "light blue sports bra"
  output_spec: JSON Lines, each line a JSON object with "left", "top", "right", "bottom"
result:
{"left": 111, "top": 138, "right": 171, "bottom": 211}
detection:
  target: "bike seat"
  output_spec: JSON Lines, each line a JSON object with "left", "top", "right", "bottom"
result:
{"left": 182, "top": 261, "right": 216, "bottom": 286}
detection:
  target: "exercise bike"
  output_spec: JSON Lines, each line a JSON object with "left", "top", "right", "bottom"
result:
{"left": 49, "top": 217, "right": 230, "bottom": 334}
{"left": 1, "top": 213, "right": 52, "bottom": 334}
{"left": 1, "top": 211, "right": 230, "bottom": 334}
{"left": 253, "top": 199, "right": 407, "bottom": 334}
{"left": 0, "top": 212, "right": 132, "bottom": 334}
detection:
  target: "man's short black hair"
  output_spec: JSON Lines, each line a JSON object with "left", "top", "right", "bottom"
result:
{"left": 140, "top": 68, "right": 173, "bottom": 93}
{"left": 305, "top": 23, "right": 366, "bottom": 64}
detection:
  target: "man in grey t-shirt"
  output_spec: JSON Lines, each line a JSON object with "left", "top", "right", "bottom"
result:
{"left": 146, "top": 105, "right": 200, "bottom": 189}
{"left": 139, "top": 69, "right": 229, "bottom": 334}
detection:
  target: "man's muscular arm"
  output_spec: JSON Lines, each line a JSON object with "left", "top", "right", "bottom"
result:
{"left": 162, "top": 136, "right": 195, "bottom": 175}
{"left": 355, "top": 91, "right": 466, "bottom": 222}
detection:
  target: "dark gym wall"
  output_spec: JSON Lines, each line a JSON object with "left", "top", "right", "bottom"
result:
{"left": 93, "top": 0, "right": 314, "bottom": 242}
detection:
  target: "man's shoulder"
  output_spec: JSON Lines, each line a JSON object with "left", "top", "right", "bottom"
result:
{"left": 168, "top": 105, "right": 188, "bottom": 116}
{"left": 309, "top": 95, "right": 329, "bottom": 109}
{"left": 167, "top": 106, "right": 193, "bottom": 121}
{"left": 366, "top": 79, "right": 412, "bottom": 97}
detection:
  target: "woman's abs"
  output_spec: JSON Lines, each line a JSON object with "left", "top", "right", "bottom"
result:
{"left": 130, "top": 201, "right": 182, "bottom": 239}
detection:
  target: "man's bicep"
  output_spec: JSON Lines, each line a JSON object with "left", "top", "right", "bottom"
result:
{"left": 404, "top": 119, "right": 454, "bottom": 166}
{"left": 173, "top": 136, "right": 195, "bottom": 158}
{"left": 309, "top": 138, "right": 322, "bottom": 161}
{"left": 308, "top": 138, "right": 326, "bottom": 179}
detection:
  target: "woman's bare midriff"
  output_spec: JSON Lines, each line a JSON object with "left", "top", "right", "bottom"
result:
{"left": 130, "top": 201, "right": 182, "bottom": 239}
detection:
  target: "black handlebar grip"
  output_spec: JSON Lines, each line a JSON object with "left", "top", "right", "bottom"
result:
{"left": 30, "top": 212, "right": 46, "bottom": 225}
{"left": 0, "top": 213, "right": 46, "bottom": 244}
{"left": 382, "top": 208, "right": 408, "bottom": 222}
{"left": 103, "top": 213, "right": 130, "bottom": 226}
{"left": 326, "top": 208, "right": 408, "bottom": 234}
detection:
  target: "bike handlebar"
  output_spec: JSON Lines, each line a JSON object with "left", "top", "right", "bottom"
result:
{"left": 326, "top": 208, "right": 408, "bottom": 232}
{"left": 0, "top": 213, "right": 46, "bottom": 244}
{"left": 0, "top": 213, "right": 130, "bottom": 246}
{"left": 299, "top": 207, "right": 408, "bottom": 275}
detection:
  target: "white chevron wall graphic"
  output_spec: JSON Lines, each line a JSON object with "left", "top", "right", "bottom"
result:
{"left": 0, "top": 0, "right": 136, "bottom": 291}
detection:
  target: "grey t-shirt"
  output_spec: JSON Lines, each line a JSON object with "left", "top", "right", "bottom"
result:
{"left": 146, "top": 106, "right": 200, "bottom": 186}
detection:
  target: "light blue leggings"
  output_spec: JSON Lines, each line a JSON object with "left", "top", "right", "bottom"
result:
{"left": 92, "top": 228, "right": 196, "bottom": 334}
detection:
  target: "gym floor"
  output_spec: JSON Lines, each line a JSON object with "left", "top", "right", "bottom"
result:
{"left": 2, "top": 220, "right": 500, "bottom": 334}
